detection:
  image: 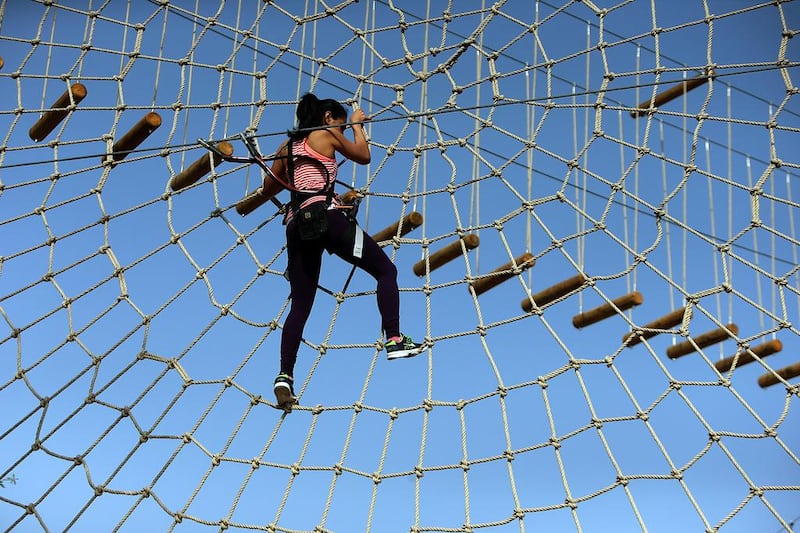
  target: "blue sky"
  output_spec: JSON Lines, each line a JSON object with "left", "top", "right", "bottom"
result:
{"left": 1, "top": 1, "right": 799, "bottom": 531}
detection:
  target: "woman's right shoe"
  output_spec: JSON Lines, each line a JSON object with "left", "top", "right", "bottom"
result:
{"left": 385, "top": 334, "right": 425, "bottom": 360}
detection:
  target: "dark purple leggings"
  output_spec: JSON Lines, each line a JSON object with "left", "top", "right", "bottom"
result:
{"left": 280, "top": 208, "right": 400, "bottom": 377}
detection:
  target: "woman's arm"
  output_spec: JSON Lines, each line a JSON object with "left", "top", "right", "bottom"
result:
{"left": 329, "top": 109, "right": 371, "bottom": 164}
{"left": 265, "top": 140, "right": 289, "bottom": 189}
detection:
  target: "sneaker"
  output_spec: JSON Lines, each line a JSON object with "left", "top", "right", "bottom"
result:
{"left": 273, "top": 374, "right": 297, "bottom": 412}
{"left": 385, "top": 334, "right": 424, "bottom": 360}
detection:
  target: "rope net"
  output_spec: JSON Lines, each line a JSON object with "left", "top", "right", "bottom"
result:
{"left": 1, "top": 1, "right": 799, "bottom": 531}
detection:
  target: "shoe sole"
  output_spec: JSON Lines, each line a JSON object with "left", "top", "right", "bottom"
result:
{"left": 387, "top": 346, "right": 424, "bottom": 360}
{"left": 274, "top": 383, "right": 297, "bottom": 412}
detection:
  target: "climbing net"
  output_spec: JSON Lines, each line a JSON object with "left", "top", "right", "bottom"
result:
{"left": 1, "top": 1, "right": 799, "bottom": 531}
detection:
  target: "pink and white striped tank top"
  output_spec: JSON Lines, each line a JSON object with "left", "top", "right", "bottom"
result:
{"left": 286, "top": 138, "right": 340, "bottom": 222}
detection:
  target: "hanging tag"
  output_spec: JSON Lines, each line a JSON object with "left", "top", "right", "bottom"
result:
{"left": 353, "top": 226, "right": 364, "bottom": 259}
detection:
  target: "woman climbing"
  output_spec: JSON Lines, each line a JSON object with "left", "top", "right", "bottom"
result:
{"left": 269, "top": 93, "right": 424, "bottom": 411}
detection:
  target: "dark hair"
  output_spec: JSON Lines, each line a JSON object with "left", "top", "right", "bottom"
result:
{"left": 290, "top": 93, "right": 346, "bottom": 140}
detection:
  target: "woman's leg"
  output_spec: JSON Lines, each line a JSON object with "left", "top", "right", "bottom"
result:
{"left": 325, "top": 210, "right": 401, "bottom": 338}
{"left": 280, "top": 220, "right": 325, "bottom": 377}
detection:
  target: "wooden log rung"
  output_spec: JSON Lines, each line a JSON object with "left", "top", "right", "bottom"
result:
{"left": 413, "top": 234, "right": 479, "bottom": 276}
{"left": 631, "top": 70, "right": 715, "bottom": 118}
{"left": 372, "top": 211, "right": 424, "bottom": 244}
{"left": 236, "top": 176, "right": 285, "bottom": 216}
{"left": 622, "top": 307, "right": 686, "bottom": 347}
{"left": 758, "top": 360, "right": 800, "bottom": 388}
{"left": 170, "top": 141, "right": 234, "bottom": 192}
{"left": 666, "top": 323, "right": 739, "bottom": 359}
{"left": 236, "top": 188, "right": 265, "bottom": 216}
{"left": 29, "top": 82, "right": 87, "bottom": 142}
{"left": 470, "top": 253, "right": 535, "bottom": 296}
{"left": 715, "top": 339, "right": 783, "bottom": 373}
{"left": 572, "top": 291, "right": 643, "bottom": 329}
{"left": 521, "top": 274, "right": 586, "bottom": 313}
{"left": 105, "top": 112, "right": 162, "bottom": 163}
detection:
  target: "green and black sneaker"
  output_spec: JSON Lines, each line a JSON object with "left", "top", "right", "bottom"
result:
{"left": 385, "top": 334, "right": 425, "bottom": 360}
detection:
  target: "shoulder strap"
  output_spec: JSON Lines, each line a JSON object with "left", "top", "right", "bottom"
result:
{"left": 286, "top": 139, "right": 298, "bottom": 214}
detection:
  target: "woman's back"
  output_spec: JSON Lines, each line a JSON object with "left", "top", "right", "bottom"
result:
{"left": 289, "top": 138, "right": 340, "bottom": 211}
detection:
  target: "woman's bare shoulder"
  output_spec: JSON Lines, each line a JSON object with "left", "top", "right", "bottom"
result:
{"left": 305, "top": 130, "right": 336, "bottom": 158}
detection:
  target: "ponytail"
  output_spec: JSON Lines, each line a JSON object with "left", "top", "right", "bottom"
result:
{"left": 290, "top": 92, "right": 347, "bottom": 140}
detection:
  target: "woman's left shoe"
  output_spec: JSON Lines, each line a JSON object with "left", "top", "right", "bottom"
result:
{"left": 273, "top": 374, "right": 297, "bottom": 412}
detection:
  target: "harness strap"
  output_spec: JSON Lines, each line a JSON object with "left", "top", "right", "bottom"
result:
{"left": 286, "top": 138, "right": 335, "bottom": 217}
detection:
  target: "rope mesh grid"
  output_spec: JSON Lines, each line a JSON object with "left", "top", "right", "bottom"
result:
{"left": 0, "top": 1, "right": 799, "bottom": 532}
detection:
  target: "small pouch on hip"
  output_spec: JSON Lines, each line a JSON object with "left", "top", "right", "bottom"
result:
{"left": 297, "top": 202, "right": 328, "bottom": 240}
